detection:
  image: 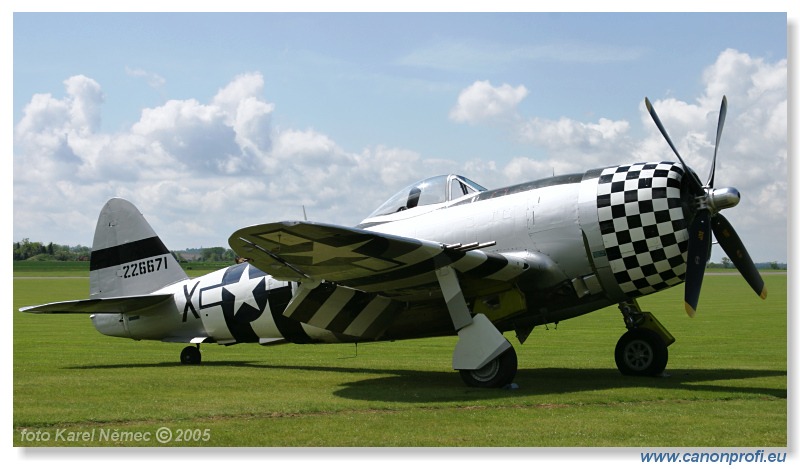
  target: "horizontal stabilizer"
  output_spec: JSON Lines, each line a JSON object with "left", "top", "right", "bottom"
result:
{"left": 160, "top": 336, "right": 214, "bottom": 344}
{"left": 19, "top": 294, "right": 174, "bottom": 314}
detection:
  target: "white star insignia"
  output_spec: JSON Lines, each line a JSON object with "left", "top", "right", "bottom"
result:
{"left": 233, "top": 265, "right": 267, "bottom": 315}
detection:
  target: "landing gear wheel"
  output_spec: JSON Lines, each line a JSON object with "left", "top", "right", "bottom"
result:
{"left": 615, "top": 329, "right": 667, "bottom": 376}
{"left": 459, "top": 346, "right": 517, "bottom": 388}
{"left": 180, "top": 345, "right": 201, "bottom": 365}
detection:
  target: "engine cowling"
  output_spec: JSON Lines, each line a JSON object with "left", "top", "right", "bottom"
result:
{"left": 582, "top": 161, "right": 691, "bottom": 300}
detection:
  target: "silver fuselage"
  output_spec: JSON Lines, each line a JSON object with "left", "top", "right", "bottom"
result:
{"left": 93, "top": 162, "right": 691, "bottom": 345}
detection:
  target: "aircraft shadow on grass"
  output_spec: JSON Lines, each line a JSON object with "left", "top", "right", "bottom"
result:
{"left": 68, "top": 361, "right": 786, "bottom": 403}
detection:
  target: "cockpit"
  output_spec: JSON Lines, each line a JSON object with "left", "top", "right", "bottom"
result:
{"left": 364, "top": 174, "right": 487, "bottom": 220}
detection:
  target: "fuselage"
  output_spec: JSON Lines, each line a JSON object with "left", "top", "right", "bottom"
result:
{"left": 92, "top": 262, "right": 346, "bottom": 345}
{"left": 92, "top": 161, "right": 692, "bottom": 346}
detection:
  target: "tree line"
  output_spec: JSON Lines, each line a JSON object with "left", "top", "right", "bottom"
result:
{"left": 13, "top": 239, "right": 236, "bottom": 263}
{"left": 707, "top": 257, "right": 785, "bottom": 270}
{"left": 13, "top": 239, "right": 91, "bottom": 261}
{"left": 15, "top": 239, "right": 785, "bottom": 269}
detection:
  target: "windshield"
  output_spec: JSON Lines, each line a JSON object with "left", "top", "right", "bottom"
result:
{"left": 367, "top": 175, "right": 486, "bottom": 218}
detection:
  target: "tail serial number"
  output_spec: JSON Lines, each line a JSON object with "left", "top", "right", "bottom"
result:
{"left": 121, "top": 256, "right": 169, "bottom": 279}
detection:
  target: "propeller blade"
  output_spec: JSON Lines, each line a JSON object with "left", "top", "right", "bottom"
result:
{"left": 645, "top": 97, "right": 704, "bottom": 195}
{"left": 711, "top": 213, "right": 767, "bottom": 300}
{"left": 684, "top": 209, "right": 712, "bottom": 317}
{"left": 707, "top": 96, "right": 727, "bottom": 188}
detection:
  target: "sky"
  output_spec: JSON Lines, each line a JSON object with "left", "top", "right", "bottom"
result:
{"left": 9, "top": 6, "right": 791, "bottom": 266}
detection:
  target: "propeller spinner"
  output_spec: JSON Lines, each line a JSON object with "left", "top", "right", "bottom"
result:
{"left": 645, "top": 96, "right": 767, "bottom": 316}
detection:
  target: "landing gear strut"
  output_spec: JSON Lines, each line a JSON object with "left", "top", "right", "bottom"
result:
{"left": 614, "top": 300, "right": 673, "bottom": 377}
{"left": 180, "top": 344, "right": 201, "bottom": 365}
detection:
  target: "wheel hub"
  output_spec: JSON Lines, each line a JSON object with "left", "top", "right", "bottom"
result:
{"left": 625, "top": 340, "right": 654, "bottom": 370}
{"left": 470, "top": 358, "right": 500, "bottom": 381}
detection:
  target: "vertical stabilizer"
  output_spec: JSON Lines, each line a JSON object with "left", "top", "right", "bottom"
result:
{"left": 90, "top": 198, "right": 188, "bottom": 298}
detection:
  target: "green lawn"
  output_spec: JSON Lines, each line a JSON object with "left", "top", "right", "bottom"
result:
{"left": 12, "top": 267, "right": 786, "bottom": 447}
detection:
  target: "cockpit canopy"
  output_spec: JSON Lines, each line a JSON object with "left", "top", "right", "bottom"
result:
{"left": 366, "top": 174, "right": 486, "bottom": 219}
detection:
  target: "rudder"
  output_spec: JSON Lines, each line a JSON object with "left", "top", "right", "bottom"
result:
{"left": 90, "top": 198, "right": 188, "bottom": 298}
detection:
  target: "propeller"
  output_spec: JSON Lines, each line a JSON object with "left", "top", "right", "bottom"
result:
{"left": 645, "top": 96, "right": 766, "bottom": 316}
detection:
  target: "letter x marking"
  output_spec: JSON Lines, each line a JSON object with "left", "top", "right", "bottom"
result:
{"left": 183, "top": 281, "right": 200, "bottom": 322}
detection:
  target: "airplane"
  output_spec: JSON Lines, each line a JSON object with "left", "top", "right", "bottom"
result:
{"left": 20, "top": 97, "right": 767, "bottom": 388}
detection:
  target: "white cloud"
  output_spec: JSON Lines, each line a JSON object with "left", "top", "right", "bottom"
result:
{"left": 502, "top": 157, "right": 580, "bottom": 182}
{"left": 13, "top": 49, "right": 786, "bottom": 264}
{"left": 129, "top": 98, "right": 238, "bottom": 173}
{"left": 63, "top": 75, "right": 104, "bottom": 134}
{"left": 638, "top": 50, "right": 786, "bottom": 221}
{"left": 14, "top": 73, "right": 271, "bottom": 246}
{"left": 519, "top": 116, "right": 632, "bottom": 160}
{"left": 497, "top": 111, "right": 636, "bottom": 180}
{"left": 14, "top": 75, "right": 105, "bottom": 185}
{"left": 272, "top": 129, "right": 345, "bottom": 164}
{"left": 212, "top": 73, "right": 275, "bottom": 156}
{"left": 449, "top": 80, "right": 528, "bottom": 124}
{"left": 13, "top": 71, "right": 458, "bottom": 248}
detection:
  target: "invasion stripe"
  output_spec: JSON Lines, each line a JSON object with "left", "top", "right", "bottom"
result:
{"left": 392, "top": 244, "right": 439, "bottom": 265}
{"left": 268, "top": 285, "right": 313, "bottom": 344}
{"left": 450, "top": 250, "right": 488, "bottom": 271}
{"left": 285, "top": 283, "right": 337, "bottom": 324}
{"left": 345, "top": 251, "right": 463, "bottom": 290}
{"left": 326, "top": 292, "right": 377, "bottom": 334}
{"left": 278, "top": 281, "right": 402, "bottom": 340}
{"left": 309, "top": 287, "right": 357, "bottom": 328}
{"left": 316, "top": 290, "right": 400, "bottom": 339}
{"left": 358, "top": 300, "right": 402, "bottom": 339}
{"left": 365, "top": 236, "right": 423, "bottom": 260}
{"left": 90, "top": 236, "right": 170, "bottom": 271}
{"left": 461, "top": 252, "right": 509, "bottom": 278}
{"left": 353, "top": 272, "right": 440, "bottom": 296}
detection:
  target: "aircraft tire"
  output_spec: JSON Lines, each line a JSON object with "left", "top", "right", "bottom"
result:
{"left": 180, "top": 345, "right": 201, "bottom": 365}
{"left": 459, "top": 346, "right": 517, "bottom": 388}
{"left": 615, "top": 329, "right": 667, "bottom": 376}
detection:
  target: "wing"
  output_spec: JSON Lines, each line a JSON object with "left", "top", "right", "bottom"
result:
{"left": 229, "top": 221, "right": 535, "bottom": 339}
{"left": 229, "top": 221, "right": 529, "bottom": 298}
{"left": 229, "top": 221, "right": 561, "bottom": 340}
{"left": 19, "top": 294, "right": 174, "bottom": 314}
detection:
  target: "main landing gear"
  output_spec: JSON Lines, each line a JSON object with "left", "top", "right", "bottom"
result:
{"left": 459, "top": 345, "right": 518, "bottom": 388}
{"left": 180, "top": 344, "right": 202, "bottom": 365}
{"left": 436, "top": 266, "right": 518, "bottom": 388}
{"left": 615, "top": 300, "right": 673, "bottom": 376}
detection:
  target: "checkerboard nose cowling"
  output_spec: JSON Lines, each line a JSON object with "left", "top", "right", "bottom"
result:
{"left": 597, "top": 162, "right": 690, "bottom": 298}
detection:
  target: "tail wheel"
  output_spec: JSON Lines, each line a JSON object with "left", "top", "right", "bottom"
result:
{"left": 615, "top": 329, "right": 667, "bottom": 376}
{"left": 459, "top": 346, "right": 517, "bottom": 388}
{"left": 180, "top": 345, "right": 201, "bottom": 365}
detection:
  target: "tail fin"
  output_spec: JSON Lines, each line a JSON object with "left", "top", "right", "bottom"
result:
{"left": 90, "top": 198, "right": 188, "bottom": 298}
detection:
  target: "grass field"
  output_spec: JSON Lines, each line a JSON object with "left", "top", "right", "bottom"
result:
{"left": 12, "top": 263, "right": 787, "bottom": 448}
